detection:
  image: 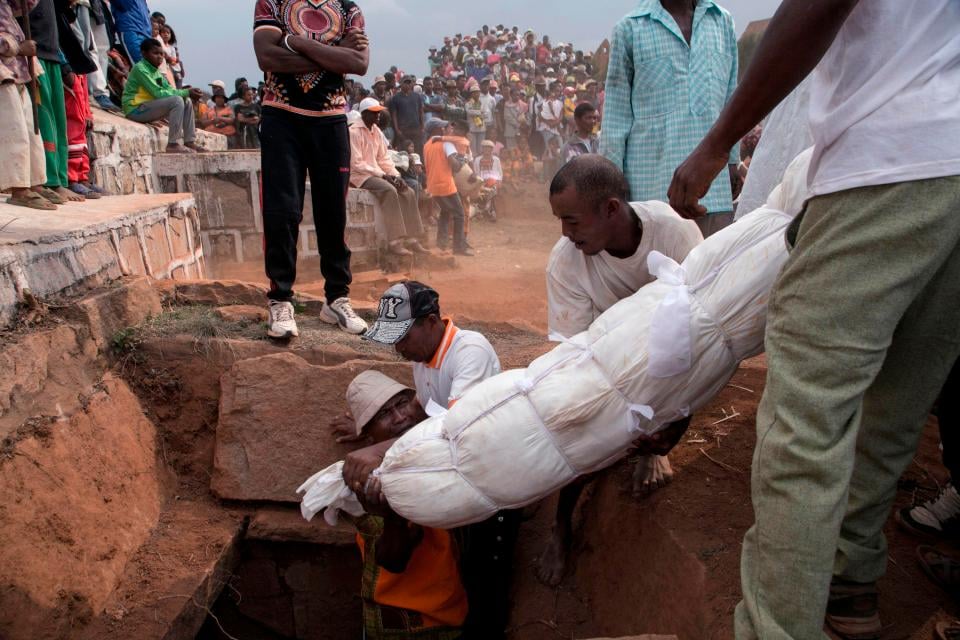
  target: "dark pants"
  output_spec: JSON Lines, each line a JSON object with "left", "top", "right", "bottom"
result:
{"left": 458, "top": 509, "right": 523, "bottom": 640}
{"left": 435, "top": 193, "right": 466, "bottom": 250}
{"left": 939, "top": 359, "right": 960, "bottom": 483}
{"left": 260, "top": 108, "right": 352, "bottom": 304}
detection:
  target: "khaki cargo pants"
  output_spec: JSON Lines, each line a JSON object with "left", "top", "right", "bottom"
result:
{"left": 735, "top": 175, "right": 960, "bottom": 639}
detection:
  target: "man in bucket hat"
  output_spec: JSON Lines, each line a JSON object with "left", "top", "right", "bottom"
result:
{"left": 344, "top": 281, "right": 519, "bottom": 639}
{"left": 340, "top": 370, "right": 468, "bottom": 640}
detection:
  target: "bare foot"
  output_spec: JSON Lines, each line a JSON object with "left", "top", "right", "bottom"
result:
{"left": 165, "top": 143, "right": 196, "bottom": 154}
{"left": 55, "top": 185, "right": 85, "bottom": 202}
{"left": 632, "top": 454, "right": 674, "bottom": 498}
{"left": 184, "top": 142, "right": 204, "bottom": 153}
{"left": 535, "top": 526, "right": 570, "bottom": 587}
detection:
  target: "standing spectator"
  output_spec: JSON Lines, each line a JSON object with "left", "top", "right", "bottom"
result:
{"left": 423, "top": 119, "right": 472, "bottom": 256}
{"left": 1, "top": 0, "right": 54, "bottom": 210}
{"left": 63, "top": 65, "right": 102, "bottom": 198}
{"left": 388, "top": 74, "right": 424, "bottom": 157}
{"left": 537, "top": 82, "right": 563, "bottom": 150}
{"left": 601, "top": 0, "right": 738, "bottom": 237}
{"left": 111, "top": 0, "right": 151, "bottom": 64}
{"left": 87, "top": 0, "right": 116, "bottom": 111}
{"left": 253, "top": 0, "right": 370, "bottom": 339}
{"left": 228, "top": 76, "right": 248, "bottom": 105}
{"left": 421, "top": 76, "right": 444, "bottom": 123}
{"left": 234, "top": 87, "right": 261, "bottom": 149}
{"left": 202, "top": 91, "right": 236, "bottom": 146}
{"left": 21, "top": 0, "right": 83, "bottom": 203}
{"left": 123, "top": 38, "right": 202, "bottom": 153}
{"left": 158, "top": 24, "right": 183, "bottom": 88}
{"left": 666, "top": 1, "right": 960, "bottom": 637}
{"left": 501, "top": 87, "right": 527, "bottom": 153}
{"left": 350, "top": 97, "right": 427, "bottom": 256}
{"left": 465, "top": 80, "right": 486, "bottom": 153}
{"left": 68, "top": 0, "right": 114, "bottom": 111}
{"left": 560, "top": 102, "right": 600, "bottom": 164}
{"left": 479, "top": 77, "right": 497, "bottom": 139}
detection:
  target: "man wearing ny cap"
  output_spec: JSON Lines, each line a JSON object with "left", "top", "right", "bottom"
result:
{"left": 253, "top": 0, "right": 370, "bottom": 340}
{"left": 340, "top": 370, "right": 468, "bottom": 639}
{"left": 345, "top": 281, "right": 519, "bottom": 639}
{"left": 350, "top": 98, "right": 428, "bottom": 258}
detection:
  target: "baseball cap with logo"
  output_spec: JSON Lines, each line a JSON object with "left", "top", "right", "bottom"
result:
{"left": 363, "top": 281, "right": 440, "bottom": 345}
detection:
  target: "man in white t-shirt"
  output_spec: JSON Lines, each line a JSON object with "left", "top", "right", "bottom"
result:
{"left": 666, "top": 1, "right": 960, "bottom": 637}
{"left": 536, "top": 154, "right": 702, "bottom": 587}
{"left": 350, "top": 280, "right": 519, "bottom": 640}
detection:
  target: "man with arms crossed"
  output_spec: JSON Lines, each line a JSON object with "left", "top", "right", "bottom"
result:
{"left": 253, "top": 0, "right": 370, "bottom": 339}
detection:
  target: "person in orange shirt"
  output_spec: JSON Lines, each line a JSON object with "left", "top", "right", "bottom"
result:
{"left": 200, "top": 90, "right": 236, "bottom": 146}
{"left": 339, "top": 370, "right": 467, "bottom": 640}
{"left": 422, "top": 119, "right": 473, "bottom": 256}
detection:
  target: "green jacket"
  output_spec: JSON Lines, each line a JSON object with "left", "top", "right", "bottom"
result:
{"left": 122, "top": 60, "right": 188, "bottom": 115}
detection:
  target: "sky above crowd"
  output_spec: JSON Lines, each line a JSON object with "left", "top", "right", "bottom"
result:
{"left": 156, "top": 0, "right": 781, "bottom": 91}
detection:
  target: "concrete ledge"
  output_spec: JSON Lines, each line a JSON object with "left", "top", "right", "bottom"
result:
{"left": 90, "top": 109, "right": 228, "bottom": 196}
{"left": 0, "top": 194, "right": 205, "bottom": 327}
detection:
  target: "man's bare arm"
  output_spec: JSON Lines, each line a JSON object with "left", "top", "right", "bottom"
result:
{"left": 289, "top": 33, "right": 369, "bottom": 77}
{"left": 667, "top": 0, "right": 861, "bottom": 218}
{"left": 254, "top": 29, "right": 324, "bottom": 74}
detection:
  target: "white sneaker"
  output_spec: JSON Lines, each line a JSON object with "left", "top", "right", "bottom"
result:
{"left": 267, "top": 300, "right": 299, "bottom": 339}
{"left": 898, "top": 482, "right": 960, "bottom": 539}
{"left": 319, "top": 297, "right": 368, "bottom": 335}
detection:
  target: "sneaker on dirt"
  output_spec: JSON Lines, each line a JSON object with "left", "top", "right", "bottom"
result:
{"left": 267, "top": 300, "right": 299, "bottom": 339}
{"left": 897, "top": 483, "right": 960, "bottom": 539}
{"left": 320, "top": 297, "right": 368, "bottom": 335}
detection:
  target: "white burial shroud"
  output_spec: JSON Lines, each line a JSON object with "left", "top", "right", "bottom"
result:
{"left": 299, "top": 149, "right": 814, "bottom": 530}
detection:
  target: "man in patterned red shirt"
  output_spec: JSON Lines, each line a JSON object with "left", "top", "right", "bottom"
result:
{"left": 253, "top": 0, "right": 370, "bottom": 339}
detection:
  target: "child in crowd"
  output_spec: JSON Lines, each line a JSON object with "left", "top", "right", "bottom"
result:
{"left": 63, "top": 65, "right": 106, "bottom": 198}
{"left": 233, "top": 86, "right": 260, "bottom": 149}
{"left": 473, "top": 139, "right": 502, "bottom": 221}
{"left": 122, "top": 38, "right": 203, "bottom": 153}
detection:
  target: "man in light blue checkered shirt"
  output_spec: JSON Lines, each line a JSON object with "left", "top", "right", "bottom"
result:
{"left": 600, "top": 0, "right": 739, "bottom": 236}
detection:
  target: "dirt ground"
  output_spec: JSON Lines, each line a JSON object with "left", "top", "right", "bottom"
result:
{"left": 210, "top": 179, "right": 959, "bottom": 638}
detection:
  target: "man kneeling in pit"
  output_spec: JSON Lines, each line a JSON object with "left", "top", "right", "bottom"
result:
{"left": 339, "top": 371, "right": 467, "bottom": 639}
{"left": 536, "top": 154, "right": 702, "bottom": 586}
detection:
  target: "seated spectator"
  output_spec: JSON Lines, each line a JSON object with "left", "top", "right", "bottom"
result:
{"left": 234, "top": 87, "right": 261, "bottom": 149}
{"left": 473, "top": 140, "right": 502, "bottom": 221}
{"left": 122, "top": 38, "right": 202, "bottom": 153}
{"left": 350, "top": 98, "right": 428, "bottom": 257}
{"left": 202, "top": 90, "right": 237, "bottom": 146}
{"left": 560, "top": 102, "right": 600, "bottom": 164}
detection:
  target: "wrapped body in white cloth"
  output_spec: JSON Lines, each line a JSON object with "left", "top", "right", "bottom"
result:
{"left": 300, "top": 149, "right": 814, "bottom": 530}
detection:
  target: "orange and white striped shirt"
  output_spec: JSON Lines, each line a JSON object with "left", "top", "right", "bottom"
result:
{"left": 413, "top": 318, "right": 500, "bottom": 409}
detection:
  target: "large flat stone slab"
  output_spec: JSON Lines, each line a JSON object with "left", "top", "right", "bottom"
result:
{"left": 0, "top": 194, "right": 204, "bottom": 327}
{"left": 212, "top": 351, "right": 414, "bottom": 503}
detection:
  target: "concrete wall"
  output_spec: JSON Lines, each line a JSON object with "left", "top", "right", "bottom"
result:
{"left": 90, "top": 110, "right": 228, "bottom": 196}
{"left": 0, "top": 195, "right": 204, "bottom": 327}
{"left": 153, "top": 151, "right": 381, "bottom": 269}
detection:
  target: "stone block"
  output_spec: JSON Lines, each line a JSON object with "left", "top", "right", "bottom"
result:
{"left": 117, "top": 230, "right": 146, "bottom": 275}
{"left": 248, "top": 507, "right": 356, "bottom": 545}
{"left": 166, "top": 215, "right": 192, "bottom": 258}
{"left": 212, "top": 352, "right": 414, "bottom": 502}
{"left": 69, "top": 276, "right": 162, "bottom": 351}
{"left": 214, "top": 305, "right": 269, "bottom": 324}
{"left": 165, "top": 279, "right": 269, "bottom": 307}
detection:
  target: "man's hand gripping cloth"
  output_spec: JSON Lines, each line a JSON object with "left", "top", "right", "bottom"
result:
{"left": 301, "top": 149, "right": 814, "bottom": 529}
